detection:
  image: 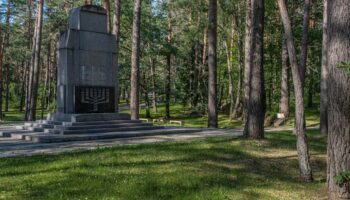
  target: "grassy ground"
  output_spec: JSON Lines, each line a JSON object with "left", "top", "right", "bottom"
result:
{"left": 137, "top": 104, "right": 242, "bottom": 128}
{"left": 0, "top": 110, "right": 49, "bottom": 125}
{"left": 0, "top": 130, "right": 327, "bottom": 200}
{"left": 133, "top": 103, "right": 320, "bottom": 128}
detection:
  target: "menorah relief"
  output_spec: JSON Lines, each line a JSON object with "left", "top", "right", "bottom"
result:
{"left": 75, "top": 86, "right": 115, "bottom": 113}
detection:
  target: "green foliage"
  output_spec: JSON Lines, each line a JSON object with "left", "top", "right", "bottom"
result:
{"left": 334, "top": 171, "right": 350, "bottom": 186}
{"left": 338, "top": 61, "right": 350, "bottom": 77}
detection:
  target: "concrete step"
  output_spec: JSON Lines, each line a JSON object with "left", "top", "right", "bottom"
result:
{"left": 0, "top": 130, "right": 32, "bottom": 137}
{"left": 26, "top": 127, "right": 45, "bottom": 132}
{"left": 22, "top": 128, "right": 203, "bottom": 143}
{"left": 17, "top": 123, "right": 54, "bottom": 130}
{"left": 62, "top": 120, "right": 143, "bottom": 127}
{"left": 72, "top": 113, "right": 131, "bottom": 122}
{"left": 45, "top": 125, "right": 165, "bottom": 135}
{"left": 11, "top": 132, "right": 38, "bottom": 140}
{"left": 36, "top": 120, "right": 63, "bottom": 125}
{"left": 15, "top": 125, "right": 45, "bottom": 132}
{"left": 55, "top": 123, "right": 153, "bottom": 130}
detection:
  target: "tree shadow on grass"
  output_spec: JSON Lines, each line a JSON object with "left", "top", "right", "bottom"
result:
{"left": 0, "top": 131, "right": 327, "bottom": 200}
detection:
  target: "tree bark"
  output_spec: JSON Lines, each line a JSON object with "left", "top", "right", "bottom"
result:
{"left": 243, "top": 0, "right": 253, "bottom": 136}
{"left": 19, "top": 62, "right": 26, "bottom": 112}
{"left": 208, "top": 0, "right": 218, "bottom": 128}
{"left": 299, "top": 0, "right": 310, "bottom": 83}
{"left": 233, "top": 15, "right": 243, "bottom": 119}
{"left": 320, "top": 0, "right": 328, "bottom": 135}
{"left": 28, "top": 0, "right": 44, "bottom": 121}
{"left": 224, "top": 39, "right": 234, "bottom": 120}
{"left": 233, "top": 32, "right": 243, "bottom": 119}
{"left": 198, "top": 25, "right": 208, "bottom": 106}
{"left": 113, "top": 0, "right": 121, "bottom": 112}
{"left": 326, "top": 0, "right": 350, "bottom": 199}
{"left": 165, "top": 1, "right": 172, "bottom": 119}
{"left": 150, "top": 57, "right": 158, "bottom": 113}
{"left": 41, "top": 41, "right": 51, "bottom": 119}
{"left": 0, "top": 30, "right": 4, "bottom": 120}
{"left": 279, "top": 36, "right": 290, "bottom": 117}
{"left": 165, "top": 54, "right": 171, "bottom": 119}
{"left": 299, "top": 0, "right": 310, "bottom": 85}
{"left": 246, "top": 0, "right": 265, "bottom": 139}
{"left": 277, "top": 0, "right": 313, "bottom": 182}
{"left": 130, "top": 0, "right": 142, "bottom": 120}
{"left": 103, "top": 0, "right": 111, "bottom": 34}
{"left": 307, "top": 73, "right": 313, "bottom": 108}
{"left": 4, "top": 1, "right": 11, "bottom": 112}
{"left": 25, "top": 0, "right": 33, "bottom": 120}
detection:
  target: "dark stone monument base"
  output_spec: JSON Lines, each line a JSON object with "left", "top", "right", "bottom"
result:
{"left": 47, "top": 112, "right": 131, "bottom": 122}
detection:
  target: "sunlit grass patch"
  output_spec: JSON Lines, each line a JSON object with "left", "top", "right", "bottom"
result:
{"left": 0, "top": 130, "right": 327, "bottom": 200}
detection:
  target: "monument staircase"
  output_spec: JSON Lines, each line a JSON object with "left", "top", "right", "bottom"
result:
{"left": 0, "top": 113, "right": 202, "bottom": 143}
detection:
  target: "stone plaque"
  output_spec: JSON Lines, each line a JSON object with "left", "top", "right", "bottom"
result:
{"left": 75, "top": 86, "right": 115, "bottom": 113}
{"left": 80, "top": 65, "right": 107, "bottom": 85}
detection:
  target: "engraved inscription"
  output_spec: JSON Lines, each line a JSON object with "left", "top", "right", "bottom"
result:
{"left": 80, "top": 65, "right": 107, "bottom": 85}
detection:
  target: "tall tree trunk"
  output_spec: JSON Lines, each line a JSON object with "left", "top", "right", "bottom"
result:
{"left": 243, "top": 0, "right": 253, "bottom": 135}
{"left": 277, "top": 0, "right": 313, "bottom": 182}
{"left": 320, "top": 0, "right": 328, "bottom": 135}
{"left": 224, "top": 24, "right": 235, "bottom": 120}
{"left": 326, "top": 0, "right": 350, "bottom": 199}
{"left": 142, "top": 73, "right": 151, "bottom": 118}
{"left": 233, "top": 16, "right": 244, "bottom": 119}
{"left": 113, "top": 0, "right": 121, "bottom": 112}
{"left": 150, "top": 57, "right": 158, "bottom": 113}
{"left": 246, "top": 0, "right": 265, "bottom": 139}
{"left": 198, "top": 25, "right": 208, "bottom": 106}
{"left": 307, "top": 73, "right": 313, "bottom": 108}
{"left": 28, "top": 0, "right": 44, "bottom": 121}
{"left": 279, "top": 36, "right": 290, "bottom": 117}
{"left": 130, "top": 0, "right": 142, "bottom": 120}
{"left": 224, "top": 40, "right": 234, "bottom": 119}
{"left": 4, "top": 1, "right": 11, "bottom": 113}
{"left": 19, "top": 62, "right": 26, "bottom": 112}
{"left": 5, "top": 64, "right": 10, "bottom": 112}
{"left": 25, "top": 0, "right": 33, "bottom": 120}
{"left": 207, "top": 0, "right": 218, "bottom": 128}
{"left": 299, "top": 0, "right": 310, "bottom": 85}
{"left": 165, "top": 55, "right": 171, "bottom": 119}
{"left": 0, "top": 31, "right": 3, "bottom": 120}
{"left": 103, "top": 0, "right": 111, "bottom": 33}
{"left": 41, "top": 41, "right": 51, "bottom": 119}
{"left": 165, "top": 1, "right": 172, "bottom": 119}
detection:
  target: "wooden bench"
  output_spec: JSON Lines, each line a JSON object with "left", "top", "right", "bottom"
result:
{"left": 169, "top": 120, "right": 184, "bottom": 126}
{"left": 140, "top": 118, "right": 150, "bottom": 123}
{"left": 153, "top": 118, "right": 165, "bottom": 123}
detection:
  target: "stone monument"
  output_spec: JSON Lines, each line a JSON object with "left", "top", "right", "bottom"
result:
{"left": 58, "top": 5, "right": 117, "bottom": 114}
{"left": 50, "top": 5, "right": 123, "bottom": 121}
{"left": 0, "top": 5, "right": 201, "bottom": 143}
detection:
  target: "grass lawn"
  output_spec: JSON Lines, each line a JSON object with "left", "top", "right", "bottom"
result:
{"left": 137, "top": 103, "right": 242, "bottom": 128}
{"left": 0, "top": 130, "right": 327, "bottom": 200}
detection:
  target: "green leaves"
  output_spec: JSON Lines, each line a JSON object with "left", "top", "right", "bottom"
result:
{"left": 334, "top": 171, "right": 350, "bottom": 186}
{"left": 338, "top": 61, "right": 350, "bottom": 78}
